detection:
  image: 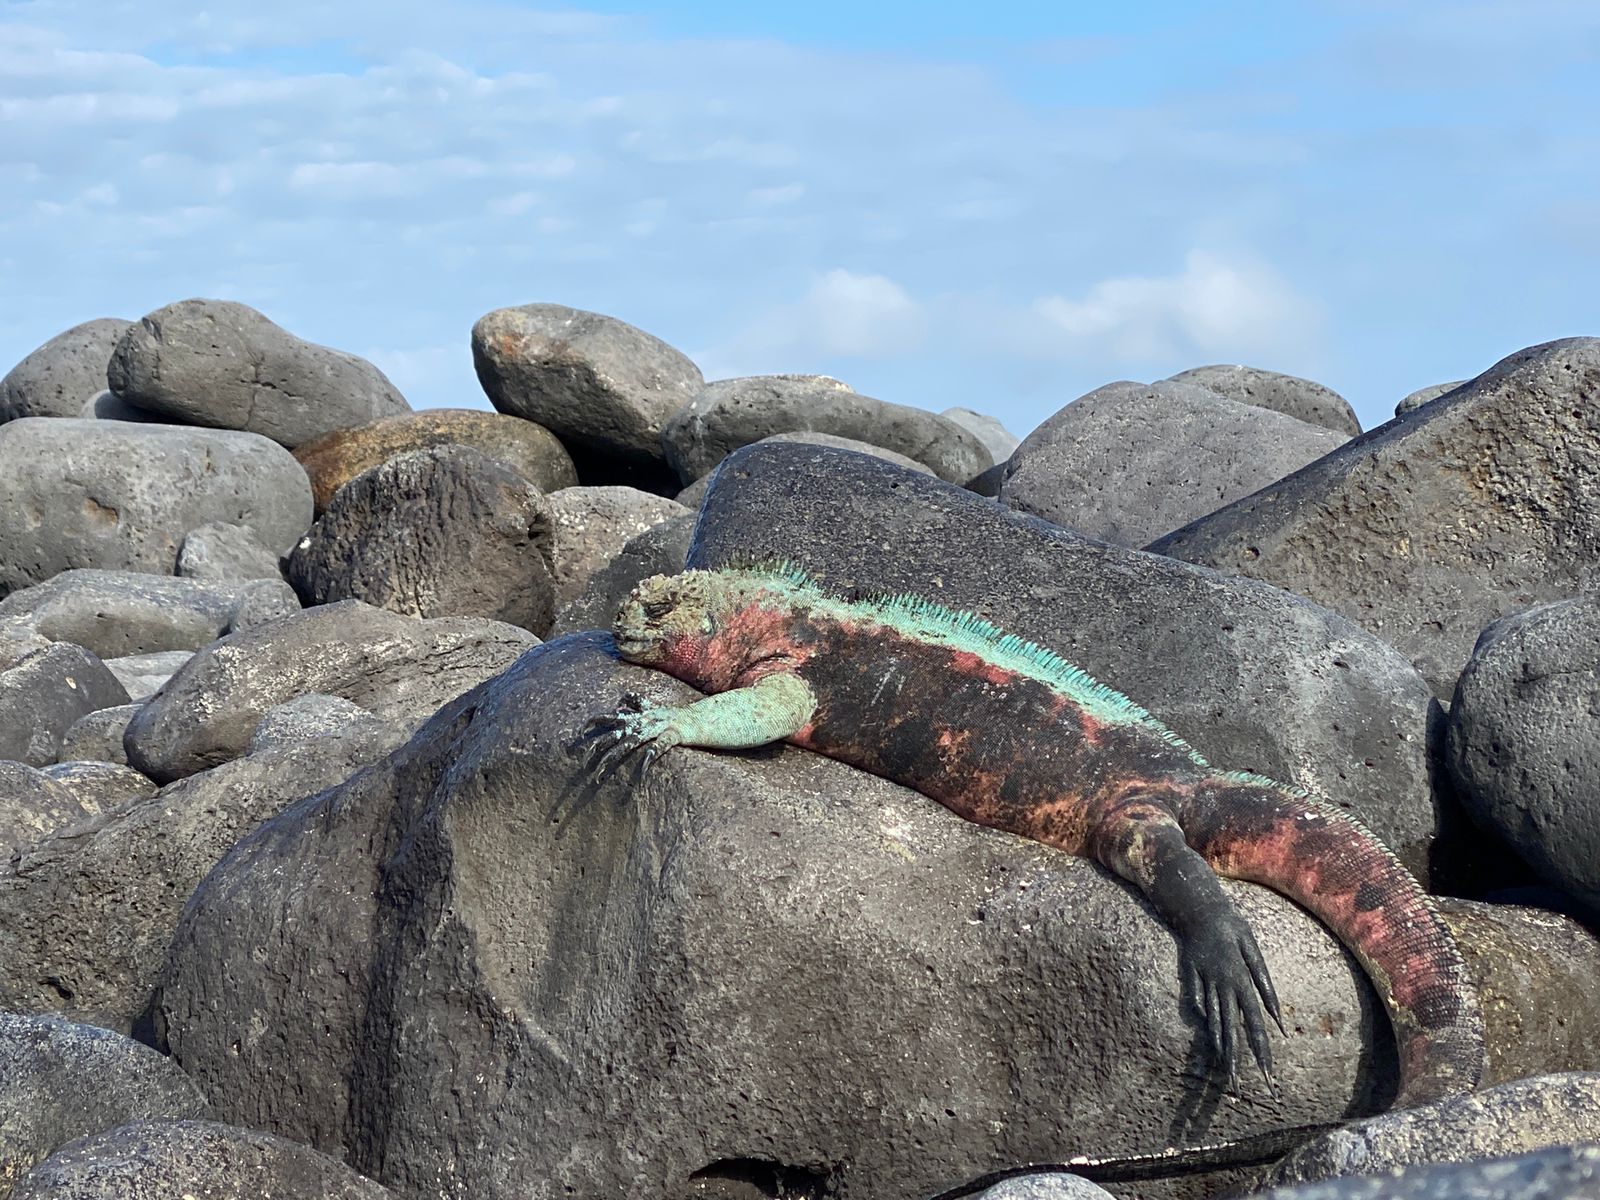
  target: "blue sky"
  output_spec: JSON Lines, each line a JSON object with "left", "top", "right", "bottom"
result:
{"left": 2, "top": 2, "right": 1596, "bottom": 437}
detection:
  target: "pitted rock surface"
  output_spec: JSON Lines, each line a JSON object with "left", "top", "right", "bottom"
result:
{"left": 177, "top": 522, "right": 285, "bottom": 582}
{"left": 1258, "top": 1145, "right": 1600, "bottom": 1200}
{"left": 548, "top": 486, "right": 688, "bottom": 611}
{"left": 0, "top": 319, "right": 131, "bottom": 423}
{"left": 0, "top": 761, "right": 87, "bottom": 861}
{"left": 0, "top": 722, "right": 407, "bottom": 1033}
{"left": 0, "top": 643, "right": 129, "bottom": 767}
{"left": 10, "top": 1119, "right": 396, "bottom": 1200}
{"left": 0, "top": 1013, "right": 211, "bottom": 1193}
{"left": 662, "top": 374, "right": 991, "bottom": 485}
{"left": 1446, "top": 597, "right": 1600, "bottom": 921}
{"left": 247, "top": 694, "right": 386, "bottom": 755}
{"left": 1254, "top": 1072, "right": 1600, "bottom": 1191}
{"left": 687, "top": 443, "right": 1446, "bottom": 881}
{"left": 286, "top": 444, "right": 557, "bottom": 633}
{"left": 39, "top": 761, "right": 158, "bottom": 816}
{"left": 676, "top": 432, "right": 935, "bottom": 510}
{"left": 293, "top": 407, "right": 578, "bottom": 515}
{"left": 58, "top": 705, "right": 141, "bottom": 766}
{"left": 1163, "top": 365, "right": 1361, "bottom": 436}
{"left": 0, "top": 418, "right": 314, "bottom": 597}
{"left": 472, "top": 303, "right": 703, "bottom": 464}
{"left": 0, "top": 569, "right": 297, "bottom": 658}
{"left": 551, "top": 513, "right": 695, "bottom": 637}
{"left": 107, "top": 299, "right": 409, "bottom": 448}
{"left": 1000, "top": 380, "right": 1348, "bottom": 546}
{"left": 1149, "top": 338, "right": 1600, "bottom": 698}
{"left": 123, "top": 600, "right": 537, "bottom": 783}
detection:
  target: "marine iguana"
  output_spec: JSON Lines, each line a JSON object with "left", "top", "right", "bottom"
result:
{"left": 580, "top": 563, "right": 1486, "bottom": 1127}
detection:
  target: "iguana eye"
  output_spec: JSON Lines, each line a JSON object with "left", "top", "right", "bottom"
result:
{"left": 643, "top": 599, "right": 675, "bottom": 620}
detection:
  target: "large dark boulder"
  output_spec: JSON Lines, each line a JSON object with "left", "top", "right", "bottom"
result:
{"left": 1149, "top": 338, "right": 1600, "bottom": 698}
{"left": 686, "top": 443, "right": 1448, "bottom": 880}
{"left": 0, "top": 418, "right": 314, "bottom": 598}
{"left": 0, "top": 569, "right": 297, "bottom": 658}
{"left": 661, "top": 374, "right": 992, "bottom": 485}
{"left": 10, "top": 1119, "right": 396, "bottom": 1199}
{"left": 0, "top": 1013, "right": 211, "bottom": 1193}
{"left": 1446, "top": 598, "right": 1600, "bottom": 921}
{"left": 0, "top": 643, "right": 129, "bottom": 767}
{"left": 292, "top": 408, "right": 578, "bottom": 516}
{"left": 123, "top": 601, "right": 537, "bottom": 784}
{"left": 472, "top": 303, "right": 703, "bottom": 465}
{"left": 998, "top": 380, "right": 1347, "bottom": 545}
{"left": 0, "top": 722, "right": 406, "bottom": 1034}
{"left": 286, "top": 445, "right": 557, "bottom": 633}
{"left": 157, "top": 636, "right": 1403, "bottom": 1200}
{"left": 0, "top": 761, "right": 87, "bottom": 861}
{"left": 1255, "top": 1073, "right": 1600, "bottom": 1191}
{"left": 107, "top": 299, "right": 410, "bottom": 447}
{"left": 1162, "top": 365, "right": 1360, "bottom": 436}
{"left": 0, "top": 319, "right": 131, "bottom": 423}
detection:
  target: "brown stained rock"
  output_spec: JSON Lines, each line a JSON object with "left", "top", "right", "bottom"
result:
{"left": 293, "top": 408, "right": 578, "bottom": 516}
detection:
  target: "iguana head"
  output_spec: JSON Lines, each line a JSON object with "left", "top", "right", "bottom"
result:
{"left": 612, "top": 570, "right": 724, "bottom": 666}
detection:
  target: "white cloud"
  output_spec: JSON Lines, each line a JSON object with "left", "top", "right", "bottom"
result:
{"left": 714, "top": 269, "right": 927, "bottom": 374}
{"left": 1031, "top": 251, "right": 1319, "bottom": 362}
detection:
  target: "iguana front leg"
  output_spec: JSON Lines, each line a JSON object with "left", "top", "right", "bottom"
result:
{"left": 580, "top": 670, "right": 818, "bottom": 778}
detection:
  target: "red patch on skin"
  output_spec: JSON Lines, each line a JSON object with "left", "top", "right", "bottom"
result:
{"left": 947, "top": 649, "right": 1017, "bottom": 688}
{"left": 663, "top": 600, "right": 813, "bottom": 694}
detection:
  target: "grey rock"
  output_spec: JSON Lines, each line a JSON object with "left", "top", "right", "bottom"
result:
{"left": 79, "top": 389, "right": 162, "bottom": 423}
{"left": 1164, "top": 364, "right": 1361, "bottom": 436}
{"left": 662, "top": 374, "right": 992, "bottom": 485}
{"left": 57, "top": 706, "right": 141, "bottom": 766}
{"left": 1149, "top": 339, "right": 1600, "bottom": 698}
{"left": 285, "top": 445, "right": 557, "bottom": 634}
{"left": 689, "top": 443, "right": 1448, "bottom": 880}
{"left": 107, "top": 299, "right": 410, "bottom": 448}
{"left": 1256, "top": 1073, "right": 1600, "bottom": 1191}
{"left": 0, "top": 643, "right": 129, "bottom": 767}
{"left": 156, "top": 636, "right": 1397, "bottom": 1200}
{"left": 999, "top": 380, "right": 1348, "bottom": 546}
{"left": 940, "top": 405, "right": 1022, "bottom": 463}
{"left": 38, "top": 761, "right": 158, "bottom": 816}
{"left": 0, "top": 570, "right": 299, "bottom": 658}
{"left": 10, "top": 1118, "right": 395, "bottom": 1200}
{"left": 974, "top": 1176, "right": 1115, "bottom": 1200}
{"left": 675, "top": 432, "right": 935, "bottom": 509}
{"left": 103, "top": 651, "right": 193, "bottom": 701}
{"left": 0, "top": 418, "right": 314, "bottom": 597}
{"left": 247, "top": 694, "right": 384, "bottom": 755}
{"left": 471, "top": 303, "right": 703, "bottom": 464}
{"left": 0, "top": 722, "right": 407, "bottom": 1033}
{"left": 548, "top": 486, "right": 688, "bottom": 611}
{"left": 0, "top": 1013, "right": 211, "bottom": 1193}
{"left": 1259, "top": 1145, "right": 1600, "bottom": 1200}
{"left": 123, "top": 600, "right": 537, "bottom": 784}
{"left": 1446, "top": 598, "right": 1600, "bottom": 921}
{"left": 965, "top": 459, "right": 1008, "bottom": 498}
{"left": 1395, "top": 380, "right": 1468, "bottom": 417}
{"left": 551, "top": 513, "right": 695, "bottom": 636}
{"left": 0, "top": 319, "right": 131, "bottom": 423}
{"left": 0, "top": 761, "right": 87, "bottom": 861}
{"left": 0, "top": 621, "right": 50, "bottom": 672}
{"left": 177, "top": 522, "right": 285, "bottom": 582}
{"left": 1440, "top": 898, "right": 1600, "bottom": 1087}
{"left": 292, "top": 407, "right": 579, "bottom": 516}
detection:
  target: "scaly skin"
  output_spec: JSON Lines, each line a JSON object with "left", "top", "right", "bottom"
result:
{"left": 581, "top": 564, "right": 1485, "bottom": 1107}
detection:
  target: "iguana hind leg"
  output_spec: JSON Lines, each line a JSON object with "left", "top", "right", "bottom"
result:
{"left": 1084, "top": 791, "right": 1283, "bottom": 1085}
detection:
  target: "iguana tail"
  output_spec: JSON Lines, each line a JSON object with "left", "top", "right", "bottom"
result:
{"left": 1182, "top": 772, "right": 1485, "bottom": 1107}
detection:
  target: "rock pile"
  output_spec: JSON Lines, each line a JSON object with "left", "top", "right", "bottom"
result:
{"left": 1, "top": 298, "right": 1597, "bottom": 1200}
